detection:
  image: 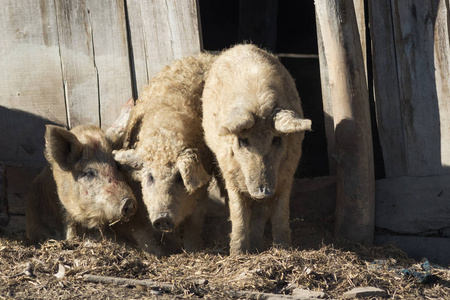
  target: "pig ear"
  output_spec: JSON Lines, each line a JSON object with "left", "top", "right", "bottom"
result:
{"left": 176, "top": 148, "right": 211, "bottom": 193}
{"left": 113, "top": 149, "right": 144, "bottom": 181}
{"left": 273, "top": 109, "right": 312, "bottom": 133}
{"left": 45, "top": 125, "right": 83, "bottom": 171}
{"left": 219, "top": 108, "right": 255, "bottom": 136}
{"left": 105, "top": 97, "right": 134, "bottom": 150}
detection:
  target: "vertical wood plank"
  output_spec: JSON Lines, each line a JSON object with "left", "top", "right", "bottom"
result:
{"left": 54, "top": 0, "right": 100, "bottom": 128}
{"left": 55, "top": 0, "right": 133, "bottom": 129}
{"left": 391, "top": 0, "right": 443, "bottom": 176}
{"left": 315, "top": 17, "right": 336, "bottom": 175}
{"left": 316, "top": 0, "right": 375, "bottom": 244}
{"left": 126, "top": 0, "right": 203, "bottom": 96}
{"left": 433, "top": 0, "right": 450, "bottom": 170}
{"left": 85, "top": 0, "right": 133, "bottom": 129}
{"left": 0, "top": 0, "right": 66, "bottom": 165}
{"left": 354, "top": 0, "right": 366, "bottom": 76}
{"left": 371, "top": 0, "right": 450, "bottom": 177}
{"left": 368, "top": 0, "right": 407, "bottom": 177}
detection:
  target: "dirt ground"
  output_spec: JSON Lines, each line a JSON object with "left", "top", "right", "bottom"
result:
{"left": 1, "top": 215, "right": 449, "bottom": 299}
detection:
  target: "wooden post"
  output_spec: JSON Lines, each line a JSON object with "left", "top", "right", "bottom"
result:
{"left": 315, "top": 0, "right": 375, "bottom": 244}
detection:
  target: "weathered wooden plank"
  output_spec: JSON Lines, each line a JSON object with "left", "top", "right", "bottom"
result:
{"left": 392, "top": 0, "right": 445, "bottom": 176}
{"left": 434, "top": 0, "right": 450, "bottom": 170}
{"left": 0, "top": 0, "right": 66, "bottom": 165}
{"left": 126, "top": 0, "right": 203, "bottom": 96}
{"left": 84, "top": 0, "right": 133, "bottom": 129}
{"left": 316, "top": 0, "right": 365, "bottom": 176}
{"left": 368, "top": 0, "right": 407, "bottom": 178}
{"left": 375, "top": 175, "right": 450, "bottom": 234}
{"left": 353, "top": 0, "right": 366, "bottom": 77}
{"left": 54, "top": 0, "right": 100, "bottom": 128}
{"left": 375, "top": 235, "right": 450, "bottom": 266}
{"left": 315, "top": 17, "right": 336, "bottom": 175}
{"left": 55, "top": 0, "right": 133, "bottom": 129}
{"left": 371, "top": 0, "right": 450, "bottom": 177}
{"left": 315, "top": 0, "right": 375, "bottom": 244}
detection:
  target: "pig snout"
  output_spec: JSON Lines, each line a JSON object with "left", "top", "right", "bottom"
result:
{"left": 152, "top": 212, "right": 174, "bottom": 232}
{"left": 120, "top": 197, "right": 137, "bottom": 221}
{"left": 251, "top": 184, "right": 274, "bottom": 200}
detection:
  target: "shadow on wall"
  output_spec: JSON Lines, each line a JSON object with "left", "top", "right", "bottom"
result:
{"left": 0, "top": 106, "right": 61, "bottom": 166}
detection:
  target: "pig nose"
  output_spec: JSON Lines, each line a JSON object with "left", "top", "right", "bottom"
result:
{"left": 153, "top": 212, "right": 174, "bottom": 232}
{"left": 121, "top": 198, "right": 137, "bottom": 220}
{"left": 254, "top": 185, "right": 274, "bottom": 199}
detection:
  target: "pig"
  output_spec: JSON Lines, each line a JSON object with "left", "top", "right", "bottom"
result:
{"left": 201, "top": 44, "right": 312, "bottom": 255}
{"left": 25, "top": 124, "right": 166, "bottom": 256}
{"left": 113, "top": 53, "right": 217, "bottom": 253}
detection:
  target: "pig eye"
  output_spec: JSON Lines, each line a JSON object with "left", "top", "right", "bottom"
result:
{"left": 272, "top": 136, "right": 282, "bottom": 146}
{"left": 148, "top": 173, "right": 154, "bottom": 185}
{"left": 81, "top": 168, "right": 97, "bottom": 180}
{"left": 238, "top": 137, "right": 250, "bottom": 148}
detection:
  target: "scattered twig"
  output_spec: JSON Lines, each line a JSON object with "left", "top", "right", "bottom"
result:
{"left": 83, "top": 274, "right": 177, "bottom": 292}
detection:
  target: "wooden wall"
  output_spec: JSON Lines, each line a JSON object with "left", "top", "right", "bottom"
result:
{"left": 369, "top": 0, "right": 450, "bottom": 264}
{"left": 0, "top": 0, "right": 201, "bottom": 165}
{"left": 0, "top": 0, "right": 202, "bottom": 231}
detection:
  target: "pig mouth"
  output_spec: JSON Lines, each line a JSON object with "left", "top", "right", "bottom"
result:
{"left": 108, "top": 197, "right": 137, "bottom": 225}
{"left": 152, "top": 212, "right": 175, "bottom": 232}
{"left": 120, "top": 197, "right": 138, "bottom": 221}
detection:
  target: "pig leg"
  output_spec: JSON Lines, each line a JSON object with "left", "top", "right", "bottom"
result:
{"left": 182, "top": 203, "right": 205, "bottom": 252}
{"left": 249, "top": 202, "right": 270, "bottom": 252}
{"left": 228, "top": 189, "right": 251, "bottom": 255}
{"left": 65, "top": 221, "right": 78, "bottom": 240}
{"left": 270, "top": 190, "right": 291, "bottom": 248}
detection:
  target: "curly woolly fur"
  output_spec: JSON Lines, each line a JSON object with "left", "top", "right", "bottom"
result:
{"left": 26, "top": 125, "right": 138, "bottom": 244}
{"left": 115, "top": 52, "right": 218, "bottom": 253}
{"left": 125, "top": 53, "right": 216, "bottom": 170}
{"left": 202, "top": 44, "right": 311, "bottom": 255}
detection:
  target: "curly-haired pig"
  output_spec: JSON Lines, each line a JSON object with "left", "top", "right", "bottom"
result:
{"left": 202, "top": 44, "right": 312, "bottom": 255}
{"left": 113, "top": 53, "right": 217, "bottom": 253}
{"left": 25, "top": 124, "right": 166, "bottom": 255}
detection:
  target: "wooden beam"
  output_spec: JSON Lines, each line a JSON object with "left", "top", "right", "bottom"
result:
{"left": 375, "top": 235, "right": 450, "bottom": 266}
{"left": 375, "top": 175, "right": 450, "bottom": 234}
{"left": 315, "top": 0, "right": 375, "bottom": 244}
